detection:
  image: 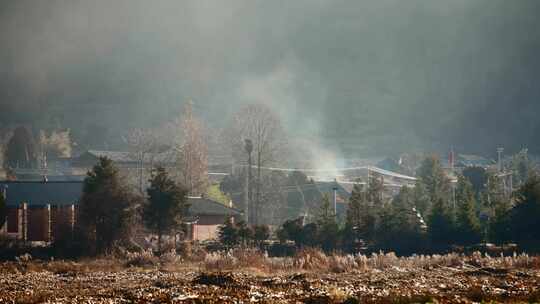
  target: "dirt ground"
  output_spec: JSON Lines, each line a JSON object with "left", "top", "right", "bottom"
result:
{"left": 1, "top": 264, "right": 539, "bottom": 303}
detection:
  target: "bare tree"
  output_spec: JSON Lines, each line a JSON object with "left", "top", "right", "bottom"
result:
{"left": 175, "top": 101, "right": 209, "bottom": 196}
{"left": 124, "top": 128, "right": 163, "bottom": 193}
{"left": 38, "top": 129, "right": 73, "bottom": 169}
{"left": 227, "top": 103, "right": 286, "bottom": 225}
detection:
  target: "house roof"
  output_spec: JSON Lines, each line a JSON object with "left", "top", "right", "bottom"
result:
{"left": 0, "top": 181, "right": 84, "bottom": 207}
{"left": 187, "top": 196, "right": 242, "bottom": 216}
{"left": 80, "top": 150, "right": 176, "bottom": 165}
{"left": 457, "top": 154, "right": 495, "bottom": 167}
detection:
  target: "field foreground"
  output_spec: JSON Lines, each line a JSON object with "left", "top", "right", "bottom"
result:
{"left": 1, "top": 252, "right": 540, "bottom": 303}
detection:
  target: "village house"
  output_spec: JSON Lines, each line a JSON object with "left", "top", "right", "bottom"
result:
{"left": 0, "top": 181, "right": 82, "bottom": 242}
{"left": 0, "top": 180, "right": 240, "bottom": 243}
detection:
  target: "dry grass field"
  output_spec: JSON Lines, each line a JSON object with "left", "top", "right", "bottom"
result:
{"left": 1, "top": 249, "right": 539, "bottom": 303}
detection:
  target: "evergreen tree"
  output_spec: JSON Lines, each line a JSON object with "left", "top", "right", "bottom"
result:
{"left": 427, "top": 198, "right": 454, "bottom": 249}
{"left": 344, "top": 183, "right": 364, "bottom": 250}
{"left": 488, "top": 199, "right": 512, "bottom": 244}
{"left": 462, "top": 166, "right": 488, "bottom": 199}
{"left": 0, "top": 190, "right": 6, "bottom": 229}
{"left": 510, "top": 174, "right": 540, "bottom": 250}
{"left": 377, "top": 187, "right": 426, "bottom": 254}
{"left": 218, "top": 217, "right": 239, "bottom": 246}
{"left": 412, "top": 181, "right": 431, "bottom": 217}
{"left": 79, "top": 157, "right": 139, "bottom": 255}
{"left": 143, "top": 167, "right": 188, "bottom": 252}
{"left": 416, "top": 156, "right": 451, "bottom": 203}
{"left": 510, "top": 149, "right": 534, "bottom": 187}
{"left": 237, "top": 221, "right": 254, "bottom": 245}
{"left": 454, "top": 175, "right": 482, "bottom": 245}
{"left": 253, "top": 225, "right": 270, "bottom": 246}
{"left": 316, "top": 193, "right": 339, "bottom": 251}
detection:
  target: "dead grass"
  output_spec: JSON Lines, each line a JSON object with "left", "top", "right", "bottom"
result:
{"left": 0, "top": 248, "right": 538, "bottom": 277}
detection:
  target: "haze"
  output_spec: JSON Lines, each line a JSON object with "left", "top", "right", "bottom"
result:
{"left": 1, "top": 0, "right": 539, "bottom": 156}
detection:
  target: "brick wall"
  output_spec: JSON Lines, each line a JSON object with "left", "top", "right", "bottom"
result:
{"left": 51, "top": 205, "right": 75, "bottom": 241}
{"left": 27, "top": 206, "right": 50, "bottom": 242}
{"left": 2, "top": 204, "right": 76, "bottom": 242}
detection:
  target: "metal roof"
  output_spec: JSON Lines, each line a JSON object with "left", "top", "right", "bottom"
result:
{"left": 0, "top": 181, "right": 84, "bottom": 207}
{"left": 187, "top": 196, "right": 242, "bottom": 216}
{"left": 82, "top": 150, "right": 176, "bottom": 164}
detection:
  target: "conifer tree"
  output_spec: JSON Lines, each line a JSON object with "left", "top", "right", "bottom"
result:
{"left": 416, "top": 156, "right": 451, "bottom": 203}
{"left": 377, "top": 187, "right": 426, "bottom": 254}
{"left": 427, "top": 198, "right": 454, "bottom": 248}
{"left": 454, "top": 175, "right": 482, "bottom": 245}
{"left": 218, "top": 217, "right": 239, "bottom": 246}
{"left": 0, "top": 190, "right": 6, "bottom": 229}
{"left": 489, "top": 199, "right": 512, "bottom": 244}
{"left": 316, "top": 193, "right": 339, "bottom": 251}
{"left": 510, "top": 174, "right": 540, "bottom": 250}
{"left": 143, "top": 167, "right": 188, "bottom": 252}
{"left": 79, "top": 157, "right": 139, "bottom": 255}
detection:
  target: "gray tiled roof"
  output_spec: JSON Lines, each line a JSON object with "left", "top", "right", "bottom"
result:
{"left": 84, "top": 150, "right": 176, "bottom": 164}
{"left": 0, "top": 181, "right": 84, "bottom": 207}
{"left": 187, "top": 197, "right": 242, "bottom": 216}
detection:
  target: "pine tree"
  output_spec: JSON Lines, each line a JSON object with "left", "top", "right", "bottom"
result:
{"left": 416, "top": 156, "right": 451, "bottom": 203}
{"left": 0, "top": 190, "right": 6, "bottom": 229}
{"left": 377, "top": 187, "right": 426, "bottom": 254}
{"left": 412, "top": 181, "right": 431, "bottom": 217}
{"left": 316, "top": 193, "right": 339, "bottom": 251}
{"left": 218, "top": 217, "right": 239, "bottom": 246}
{"left": 143, "top": 167, "right": 188, "bottom": 253}
{"left": 454, "top": 175, "right": 482, "bottom": 245}
{"left": 510, "top": 174, "right": 540, "bottom": 250}
{"left": 427, "top": 198, "right": 454, "bottom": 248}
{"left": 79, "top": 157, "right": 139, "bottom": 255}
{"left": 488, "top": 199, "right": 512, "bottom": 244}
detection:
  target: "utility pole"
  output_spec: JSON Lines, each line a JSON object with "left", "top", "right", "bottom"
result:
{"left": 244, "top": 139, "right": 253, "bottom": 224}
{"left": 332, "top": 184, "right": 338, "bottom": 218}
{"left": 497, "top": 147, "right": 504, "bottom": 173}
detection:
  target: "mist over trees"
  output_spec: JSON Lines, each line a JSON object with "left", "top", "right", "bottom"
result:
{"left": 1, "top": 1, "right": 540, "bottom": 155}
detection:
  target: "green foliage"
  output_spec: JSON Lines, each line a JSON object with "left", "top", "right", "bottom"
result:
{"left": 316, "top": 193, "right": 334, "bottom": 226}
{"left": 217, "top": 218, "right": 268, "bottom": 247}
{"left": 510, "top": 149, "right": 534, "bottom": 187}
{"left": 0, "top": 191, "right": 6, "bottom": 229}
{"left": 427, "top": 198, "right": 455, "bottom": 248}
{"left": 79, "top": 157, "right": 139, "bottom": 255}
{"left": 510, "top": 174, "right": 540, "bottom": 250}
{"left": 412, "top": 181, "right": 431, "bottom": 217}
{"left": 253, "top": 225, "right": 270, "bottom": 245}
{"left": 236, "top": 221, "right": 254, "bottom": 245}
{"left": 315, "top": 193, "right": 339, "bottom": 251}
{"left": 416, "top": 155, "right": 451, "bottom": 203}
{"left": 218, "top": 217, "right": 239, "bottom": 246}
{"left": 462, "top": 166, "right": 488, "bottom": 198}
{"left": 345, "top": 183, "right": 378, "bottom": 248}
{"left": 488, "top": 199, "right": 512, "bottom": 244}
{"left": 143, "top": 167, "right": 188, "bottom": 252}
{"left": 376, "top": 187, "right": 426, "bottom": 254}
{"left": 454, "top": 175, "right": 482, "bottom": 245}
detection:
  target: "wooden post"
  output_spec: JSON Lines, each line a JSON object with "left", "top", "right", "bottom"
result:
{"left": 21, "top": 203, "right": 27, "bottom": 242}
{"left": 70, "top": 204, "right": 75, "bottom": 238}
{"left": 46, "top": 204, "right": 51, "bottom": 242}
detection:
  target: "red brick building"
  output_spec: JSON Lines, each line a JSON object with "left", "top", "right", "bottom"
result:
{"left": 0, "top": 181, "right": 82, "bottom": 242}
{"left": 0, "top": 181, "right": 242, "bottom": 243}
{"left": 185, "top": 196, "right": 243, "bottom": 241}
